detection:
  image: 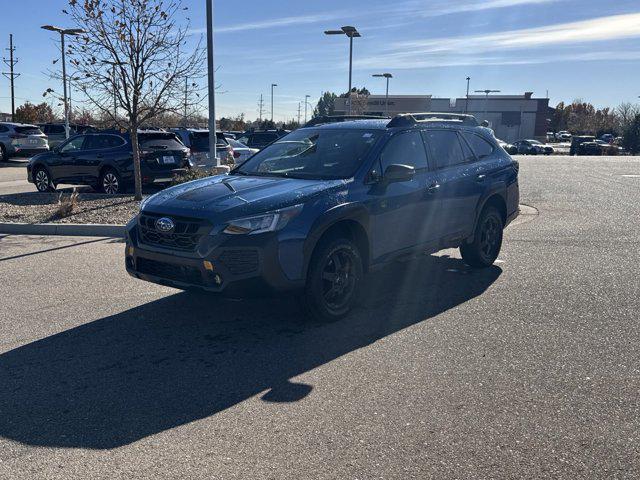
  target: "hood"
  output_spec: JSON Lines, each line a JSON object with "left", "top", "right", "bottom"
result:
{"left": 142, "top": 174, "right": 347, "bottom": 220}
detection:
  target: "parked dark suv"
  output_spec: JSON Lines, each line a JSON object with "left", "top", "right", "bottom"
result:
{"left": 125, "top": 114, "right": 519, "bottom": 321}
{"left": 27, "top": 130, "right": 189, "bottom": 193}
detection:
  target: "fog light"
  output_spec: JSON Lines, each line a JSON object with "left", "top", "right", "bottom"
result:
{"left": 203, "top": 260, "right": 214, "bottom": 271}
{"left": 127, "top": 246, "right": 134, "bottom": 256}
{"left": 214, "top": 274, "right": 222, "bottom": 285}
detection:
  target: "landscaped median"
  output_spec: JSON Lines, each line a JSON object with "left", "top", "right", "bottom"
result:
{"left": 0, "top": 192, "right": 138, "bottom": 237}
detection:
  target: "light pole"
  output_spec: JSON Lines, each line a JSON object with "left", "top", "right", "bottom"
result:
{"left": 271, "top": 83, "right": 277, "bottom": 123}
{"left": 324, "top": 26, "right": 361, "bottom": 114}
{"left": 372, "top": 73, "right": 393, "bottom": 117}
{"left": 206, "top": 0, "right": 217, "bottom": 166}
{"left": 41, "top": 25, "right": 86, "bottom": 139}
{"left": 304, "top": 94, "right": 311, "bottom": 124}
{"left": 465, "top": 77, "right": 471, "bottom": 113}
{"left": 475, "top": 89, "right": 500, "bottom": 121}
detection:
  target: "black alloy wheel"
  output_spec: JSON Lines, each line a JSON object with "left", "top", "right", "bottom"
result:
{"left": 460, "top": 206, "right": 504, "bottom": 268}
{"left": 304, "top": 237, "right": 363, "bottom": 322}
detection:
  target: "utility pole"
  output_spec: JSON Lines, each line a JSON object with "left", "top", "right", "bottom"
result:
{"left": 2, "top": 34, "right": 20, "bottom": 122}
{"left": 258, "top": 94, "right": 265, "bottom": 122}
{"left": 297, "top": 102, "right": 302, "bottom": 126}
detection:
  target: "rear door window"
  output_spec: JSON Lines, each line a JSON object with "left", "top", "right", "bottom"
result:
{"left": 380, "top": 131, "right": 429, "bottom": 171}
{"left": 84, "top": 134, "right": 125, "bottom": 150}
{"left": 463, "top": 133, "right": 495, "bottom": 159}
{"left": 423, "top": 130, "right": 466, "bottom": 169}
{"left": 139, "top": 133, "right": 185, "bottom": 150}
{"left": 15, "top": 126, "right": 43, "bottom": 135}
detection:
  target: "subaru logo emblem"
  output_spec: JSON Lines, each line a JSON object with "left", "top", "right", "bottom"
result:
{"left": 155, "top": 217, "right": 175, "bottom": 233}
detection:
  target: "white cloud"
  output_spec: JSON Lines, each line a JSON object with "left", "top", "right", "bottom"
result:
{"left": 190, "top": 13, "right": 340, "bottom": 35}
{"left": 356, "top": 13, "right": 640, "bottom": 68}
{"left": 412, "top": 0, "right": 563, "bottom": 17}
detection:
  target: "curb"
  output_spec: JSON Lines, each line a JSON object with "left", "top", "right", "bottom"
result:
{"left": 0, "top": 222, "right": 125, "bottom": 238}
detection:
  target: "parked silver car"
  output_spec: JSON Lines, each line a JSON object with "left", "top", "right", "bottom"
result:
{"left": 228, "top": 138, "right": 258, "bottom": 165}
{"left": 0, "top": 123, "right": 49, "bottom": 161}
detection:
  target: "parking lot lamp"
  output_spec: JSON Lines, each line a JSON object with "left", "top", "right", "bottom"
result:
{"left": 41, "top": 25, "right": 87, "bottom": 139}
{"left": 475, "top": 89, "right": 501, "bottom": 122}
{"left": 206, "top": 0, "right": 217, "bottom": 165}
{"left": 372, "top": 73, "right": 393, "bottom": 116}
{"left": 304, "top": 94, "right": 311, "bottom": 124}
{"left": 465, "top": 77, "right": 471, "bottom": 113}
{"left": 324, "top": 26, "right": 361, "bottom": 114}
{"left": 271, "top": 83, "right": 277, "bottom": 123}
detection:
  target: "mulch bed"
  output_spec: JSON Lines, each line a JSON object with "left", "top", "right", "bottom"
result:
{"left": 0, "top": 192, "right": 142, "bottom": 225}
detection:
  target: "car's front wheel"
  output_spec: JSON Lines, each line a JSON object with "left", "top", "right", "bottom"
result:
{"left": 303, "top": 236, "right": 363, "bottom": 322}
{"left": 460, "top": 206, "right": 504, "bottom": 268}
{"left": 34, "top": 167, "right": 55, "bottom": 192}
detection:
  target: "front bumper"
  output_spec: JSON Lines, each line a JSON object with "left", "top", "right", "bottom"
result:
{"left": 124, "top": 221, "right": 304, "bottom": 295}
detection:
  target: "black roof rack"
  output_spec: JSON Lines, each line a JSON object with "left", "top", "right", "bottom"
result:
{"left": 387, "top": 112, "right": 479, "bottom": 128}
{"left": 304, "top": 115, "right": 387, "bottom": 127}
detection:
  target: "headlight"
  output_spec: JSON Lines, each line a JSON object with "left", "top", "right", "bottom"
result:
{"left": 222, "top": 204, "right": 303, "bottom": 235}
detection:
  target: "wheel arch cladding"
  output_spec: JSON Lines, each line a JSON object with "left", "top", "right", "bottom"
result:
{"left": 308, "top": 218, "right": 370, "bottom": 275}
{"left": 482, "top": 194, "right": 507, "bottom": 225}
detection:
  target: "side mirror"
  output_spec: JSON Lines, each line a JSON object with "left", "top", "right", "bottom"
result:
{"left": 383, "top": 164, "right": 415, "bottom": 184}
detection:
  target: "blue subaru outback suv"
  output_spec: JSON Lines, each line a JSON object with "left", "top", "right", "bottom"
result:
{"left": 125, "top": 113, "right": 519, "bottom": 321}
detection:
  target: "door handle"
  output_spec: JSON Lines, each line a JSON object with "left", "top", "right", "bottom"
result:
{"left": 96, "top": 153, "right": 104, "bottom": 159}
{"left": 475, "top": 174, "right": 487, "bottom": 182}
{"left": 426, "top": 182, "right": 440, "bottom": 194}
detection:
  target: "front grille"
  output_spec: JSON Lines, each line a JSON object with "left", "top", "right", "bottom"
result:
{"left": 138, "top": 213, "right": 207, "bottom": 252}
{"left": 136, "top": 257, "right": 204, "bottom": 286}
{"left": 218, "top": 249, "right": 259, "bottom": 275}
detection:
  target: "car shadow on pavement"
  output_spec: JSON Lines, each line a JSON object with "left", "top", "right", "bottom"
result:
{"left": 0, "top": 254, "right": 501, "bottom": 449}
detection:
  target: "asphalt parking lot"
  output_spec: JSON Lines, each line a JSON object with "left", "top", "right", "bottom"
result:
{"left": 0, "top": 155, "right": 639, "bottom": 479}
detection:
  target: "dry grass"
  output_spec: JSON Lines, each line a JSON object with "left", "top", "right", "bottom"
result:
{"left": 51, "top": 189, "right": 80, "bottom": 219}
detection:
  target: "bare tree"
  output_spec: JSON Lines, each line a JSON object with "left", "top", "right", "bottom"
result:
{"left": 615, "top": 102, "right": 640, "bottom": 133}
{"left": 64, "top": 0, "right": 205, "bottom": 199}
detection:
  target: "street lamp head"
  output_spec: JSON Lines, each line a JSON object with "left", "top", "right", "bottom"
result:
{"left": 272, "top": 83, "right": 278, "bottom": 87}
{"left": 41, "top": 25, "right": 87, "bottom": 35}
{"left": 324, "top": 30, "right": 344, "bottom": 35}
{"left": 341, "top": 26, "right": 361, "bottom": 37}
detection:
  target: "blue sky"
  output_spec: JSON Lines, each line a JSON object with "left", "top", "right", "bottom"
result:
{"left": 1, "top": 0, "right": 640, "bottom": 121}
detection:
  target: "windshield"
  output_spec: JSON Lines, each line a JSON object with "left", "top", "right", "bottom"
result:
{"left": 234, "top": 128, "right": 381, "bottom": 180}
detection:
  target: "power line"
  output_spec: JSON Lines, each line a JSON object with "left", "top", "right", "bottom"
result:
{"left": 2, "top": 34, "right": 20, "bottom": 121}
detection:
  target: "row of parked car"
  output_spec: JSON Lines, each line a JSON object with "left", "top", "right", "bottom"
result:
{"left": 0, "top": 121, "right": 291, "bottom": 193}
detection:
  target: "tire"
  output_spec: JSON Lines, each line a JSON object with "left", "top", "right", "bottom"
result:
{"left": 303, "top": 236, "right": 363, "bottom": 322}
{"left": 33, "top": 167, "right": 55, "bottom": 192}
{"left": 0, "top": 144, "right": 7, "bottom": 162}
{"left": 460, "top": 206, "right": 504, "bottom": 268}
{"left": 100, "top": 168, "right": 122, "bottom": 195}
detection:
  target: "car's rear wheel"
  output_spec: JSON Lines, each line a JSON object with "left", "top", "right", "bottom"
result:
{"left": 303, "top": 236, "right": 363, "bottom": 322}
{"left": 100, "top": 168, "right": 122, "bottom": 194}
{"left": 0, "top": 144, "right": 7, "bottom": 162}
{"left": 34, "top": 167, "right": 54, "bottom": 192}
{"left": 460, "top": 206, "right": 504, "bottom": 268}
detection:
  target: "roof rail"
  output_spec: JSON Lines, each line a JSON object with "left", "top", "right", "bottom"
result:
{"left": 387, "top": 112, "right": 479, "bottom": 128}
{"left": 304, "top": 114, "right": 388, "bottom": 127}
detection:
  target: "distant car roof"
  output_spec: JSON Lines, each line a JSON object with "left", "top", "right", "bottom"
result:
{"left": 0, "top": 122, "right": 38, "bottom": 127}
